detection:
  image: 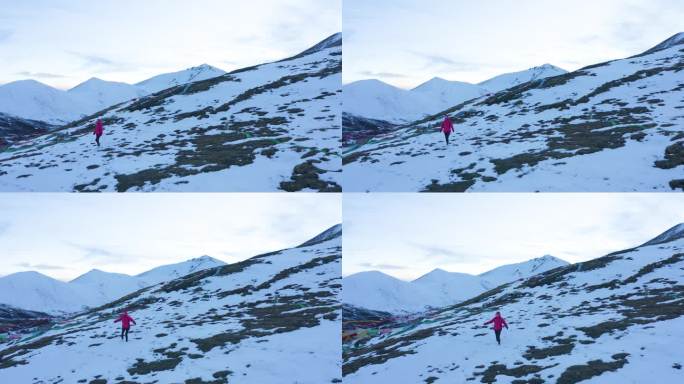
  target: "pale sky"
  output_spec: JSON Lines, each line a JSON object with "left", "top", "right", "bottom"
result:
{"left": 0, "top": 0, "right": 341, "bottom": 89}
{"left": 0, "top": 193, "right": 341, "bottom": 281}
{"left": 344, "top": 0, "right": 684, "bottom": 88}
{"left": 343, "top": 193, "right": 684, "bottom": 280}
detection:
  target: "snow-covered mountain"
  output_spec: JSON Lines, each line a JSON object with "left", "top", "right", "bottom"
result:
{"left": 0, "top": 65, "right": 225, "bottom": 126}
{"left": 410, "top": 268, "right": 485, "bottom": 309}
{"left": 0, "top": 112, "right": 54, "bottom": 148}
{"left": 0, "top": 33, "right": 342, "bottom": 192}
{"left": 343, "top": 78, "right": 487, "bottom": 124}
{"left": 477, "top": 63, "right": 568, "bottom": 92}
{"left": 343, "top": 223, "right": 684, "bottom": 382}
{"left": 0, "top": 224, "right": 342, "bottom": 383}
{"left": 135, "top": 64, "right": 226, "bottom": 94}
{"left": 0, "top": 256, "right": 227, "bottom": 315}
{"left": 343, "top": 33, "right": 684, "bottom": 192}
{"left": 135, "top": 255, "right": 225, "bottom": 285}
{"left": 0, "top": 80, "right": 87, "bottom": 124}
{"left": 68, "top": 77, "right": 147, "bottom": 111}
{"left": 343, "top": 80, "right": 427, "bottom": 123}
{"left": 343, "top": 255, "right": 569, "bottom": 313}
{"left": 343, "top": 271, "right": 431, "bottom": 313}
{"left": 0, "top": 271, "right": 88, "bottom": 314}
{"left": 342, "top": 65, "right": 565, "bottom": 149}
{"left": 412, "top": 77, "right": 490, "bottom": 107}
{"left": 68, "top": 269, "right": 149, "bottom": 307}
{"left": 479, "top": 254, "right": 569, "bottom": 290}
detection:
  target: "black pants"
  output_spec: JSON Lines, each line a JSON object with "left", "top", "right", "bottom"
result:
{"left": 95, "top": 135, "right": 101, "bottom": 146}
{"left": 494, "top": 329, "right": 501, "bottom": 345}
{"left": 121, "top": 327, "right": 130, "bottom": 342}
{"left": 444, "top": 132, "right": 451, "bottom": 145}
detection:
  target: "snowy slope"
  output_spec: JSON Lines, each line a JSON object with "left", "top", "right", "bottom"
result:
{"left": 478, "top": 64, "right": 568, "bottom": 92}
{"left": 298, "top": 223, "right": 342, "bottom": 247}
{"left": 343, "top": 78, "right": 487, "bottom": 123}
{"left": 641, "top": 222, "right": 684, "bottom": 246}
{"left": 0, "top": 33, "right": 342, "bottom": 192}
{"left": 343, "top": 33, "right": 684, "bottom": 192}
{"left": 343, "top": 256, "right": 568, "bottom": 313}
{"left": 135, "top": 64, "right": 226, "bottom": 94}
{"left": 343, "top": 224, "right": 684, "bottom": 383}
{"left": 0, "top": 112, "right": 54, "bottom": 148}
{"left": 68, "top": 77, "right": 147, "bottom": 112}
{"left": 0, "top": 225, "right": 342, "bottom": 383}
{"left": 639, "top": 32, "right": 684, "bottom": 56}
{"left": 135, "top": 255, "right": 226, "bottom": 285}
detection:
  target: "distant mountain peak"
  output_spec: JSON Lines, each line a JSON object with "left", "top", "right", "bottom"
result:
{"left": 190, "top": 63, "right": 221, "bottom": 72}
{"left": 188, "top": 255, "right": 222, "bottom": 264}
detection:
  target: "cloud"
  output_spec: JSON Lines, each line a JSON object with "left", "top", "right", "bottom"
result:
{"left": 67, "top": 242, "right": 137, "bottom": 265}
{"left": 410, "top": 242, "right": 468, "bottom": 262}
{"left": 358, "top": 262, "right": 407, "bottom": 270}
{"left": 15, "top": 71, "right": 67, "bottom": 79}
{"left": 14, "top": 262, "right": 65, "bottom": 270}
{"left": 68, "top": 52, "right": 134, "bottom": 72}
{"left": 411, "top": 51, "right": 482, "bottom": 72}
{"left": 358, "top": 70, "right": 409, "bottom": 79}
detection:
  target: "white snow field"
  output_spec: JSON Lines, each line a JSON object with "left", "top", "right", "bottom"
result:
{"left": 343, "top": 223, "right": 684, "bottom": 383}
{"left": 0, "top": 225, "right": 342, "bottom": 383}
{"left": 0, "top": 33, "right": 342, "bottom": 192}
{"left": 343, "top": 33, "right": 684, "bottom": 192}
{"left": 343, "top": 255, "right": 568, "bottom": 313}
{"left": 0, "top": 256, "right": 226, "bottom": 315}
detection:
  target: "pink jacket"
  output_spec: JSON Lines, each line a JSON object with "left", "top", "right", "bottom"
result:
{"left": 94, "top": 120, "right": 104, "bottom": 136}
{"left": 440, "top": 117, "right": 454, "bottom": 134}
{"left": 485, "top": 314, "right": 508, "bottom": 331}
{"left": 114, "top": 312, "right": 136, "bottom": 328}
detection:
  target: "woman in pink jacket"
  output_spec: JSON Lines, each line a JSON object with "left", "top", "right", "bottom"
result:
{"left": 93, "top": 119, "right": 104, "bottom": 146}
{"left": 114, "top": 310, "right": 136, "bottom": 342}
{"left": 440, "top": 115, "right": 454, "bottom": 145}
{"left": 484, "top": 311, "right": 509, "bottom": 345}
